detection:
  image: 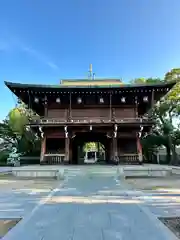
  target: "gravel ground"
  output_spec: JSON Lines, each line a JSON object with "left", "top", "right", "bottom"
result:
{"left": 126, "top": 176, "right": 180, "bottom": 226}
{"left": 126, "top": 176, "right": 180, "bottom": 190}
{"left": 159, "top": 217, "right": 180, "bottom": 239}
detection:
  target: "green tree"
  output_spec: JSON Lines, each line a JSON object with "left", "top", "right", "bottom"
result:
{"left": 131, "top": 78, "right": 146, "bottom": 84}
{"left": 83, "top": 142, "right": 97, "bottom": 152}
{"left": 131, "top": 78, "right": 162, "bottom": 84}
{"left": 165, "top": 68, "right": 180, "bottom": 81}
{"left": 0, "top": 103, "right": 40, "bottom": 161}
{"left": 141, "top": 69, "right": 180, "bottom": 165}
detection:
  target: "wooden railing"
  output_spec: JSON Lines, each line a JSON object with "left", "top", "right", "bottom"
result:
{"left": 118, "top": 154, "right": 140, "bottom": 165}
{"left": 42, "top": 153, "right": 140, "bottom": 165}
{"left": 42, "top": 154, "right": 65, "bottom": 165}
{"left": 31, "top": 117, "right": 152, "bottom": 125}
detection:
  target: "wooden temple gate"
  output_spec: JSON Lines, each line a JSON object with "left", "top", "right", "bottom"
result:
{"left": 4, "top": 74, "right": 175, "bottom": 165}
{"left": 40, "top": 125, "right": 143, "bottom": 165}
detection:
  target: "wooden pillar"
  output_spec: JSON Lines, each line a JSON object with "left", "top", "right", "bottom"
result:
{"left": 69, "top": 139, "right": 73, "bottom": 163}
{"left": 69, "top": 92, "right": 72, "bottom": 121}
{"left": 40, "top": 136, "right": 46, "bottom": 163}
{"left": 109, "top": 139, "right": 113, "bottom": 160}
{"left": 112, "top": 137, "right": 118, "bottom": 159}
{"left": 151, "top": 90, "right": 154, "bottom": 105}
{"left": 44, "top": 96, "right": 48, "bottom": 117}
{"left": 109, "top": 92, "right": 112, "bottom": 120}
{"left": 64, "top": 137, "right": 70, "bottom": 163}
{"left": 110, "top": 137, "right": 118, "bottom": 162}
{"left": 135, "top": 96, "right": 138, "bottom": 118}
{"left": 136, "top": 133, "right": 143, "bottom": 164}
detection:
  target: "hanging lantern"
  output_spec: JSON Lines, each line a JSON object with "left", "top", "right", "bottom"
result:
{"left": 121, "top": 97, "right": 126, "bottom": 103}
{"left": 143, "top": 96, "right": 148, "bottom": 102}
{"left": 34, "top": 97, "right": 39, "bottom": 103}
{"left": 56, "top": 97, "right": 61, "bottom": 103}
{"left": 99, "top": 97, "right": 104, "bottom": 103}
{"left": 77, "top": 97, "right": 82, "bottom": 104}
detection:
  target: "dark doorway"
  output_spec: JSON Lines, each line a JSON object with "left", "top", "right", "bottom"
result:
{"left": 46, "top": 138, "right": 65, "bottom": 154}
{"left": 71, "top": 132, "right": 110, "bottom": 164}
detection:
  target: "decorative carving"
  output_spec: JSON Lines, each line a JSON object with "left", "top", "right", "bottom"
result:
{"left": 64, "top": 126, "right": 68, "bottom": 138}
{"left": 106, "top": 133, "right": 112, "bottom": 138}
{"left": 71, "top": 134, "right": 76, "bottom": 139}
{"left": 114, "top": 124, "right": 118, "bottom": 138}
{"left": 39, "top": 127, "right": 44, "bottom": 138}
{"left": 138, "top": 125, "right": 144, "bottom": 138}
{"left": 44, "top": 96, "right": 48, "bottom": 105}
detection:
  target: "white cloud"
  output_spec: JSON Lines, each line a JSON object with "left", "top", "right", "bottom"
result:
{"left": 47, "top": 61, "right": 59, "bottom": 70}
{"left": 0, "top": 34, "right": 59, "bottom": 71}
{"left": 21, "top": 46, "right": 59, "bottom": 70}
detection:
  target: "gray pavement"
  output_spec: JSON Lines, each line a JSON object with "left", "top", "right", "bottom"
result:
{"left": 0, "top": 167, "right": 12, "bottom": 173}
{"left": 2, "top": 174, "right": 178, "bottom": 240}
{"left": 135, "top": 190, "right": 180, "bottom": 218}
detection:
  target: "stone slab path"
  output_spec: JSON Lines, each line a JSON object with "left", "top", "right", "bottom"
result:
{"left": 2, "top": 174, "right": 178, "bottom": 240}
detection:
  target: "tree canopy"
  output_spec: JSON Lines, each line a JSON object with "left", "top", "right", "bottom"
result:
{"left": 136, "top": 68, "right": 180, "bottom": 165}
{"left": 0, "top": 103, "right": 40, "bottom": 163}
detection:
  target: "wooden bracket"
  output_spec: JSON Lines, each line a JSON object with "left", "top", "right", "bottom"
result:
{"left": 64, "top": 126, "right": 68, "bottom": 138}
{"left": 114, "top": 124, "right": 118, "bottom": 138}
{"left": 39, "top": 126, "right": 44, "bottom": 138}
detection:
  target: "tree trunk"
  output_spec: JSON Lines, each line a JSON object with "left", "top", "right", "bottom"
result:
{"left": 166, "top": 146, "right": 171, "bottom": 164}
{"left": 170, "top": 144, "right": 178, "bottom": 165}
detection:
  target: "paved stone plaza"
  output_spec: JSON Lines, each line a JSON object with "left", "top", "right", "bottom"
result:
{"left": 0, "top": 175, "right": 59, "bottom": 219}
{"left": 1, "top": 171, "right": 178, "bottom": 240}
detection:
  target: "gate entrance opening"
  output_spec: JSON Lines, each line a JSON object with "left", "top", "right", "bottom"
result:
{"left": 71, "top": 132, "right": 110, "bottom": 164}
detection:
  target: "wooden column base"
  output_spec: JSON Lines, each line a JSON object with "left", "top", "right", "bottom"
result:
{"left": 111, "top": 137, "right": 118, "bottom": 163}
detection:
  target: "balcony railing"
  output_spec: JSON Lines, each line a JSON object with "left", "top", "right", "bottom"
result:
{"left": 118, "top": 154, "right": 140, "bottom": 165}
{"left": 31, "top": 116, "right": 153, "bottom": 125}
{"left": 41, "top": 153, "right": 140, "bottom": 165}
{"left": 42, "top": 154, "right": 65, "bottom": 165}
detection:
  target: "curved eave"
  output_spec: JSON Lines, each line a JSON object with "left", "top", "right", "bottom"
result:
{"left": 4, "top": 80, "right": 176, "bottom": 92}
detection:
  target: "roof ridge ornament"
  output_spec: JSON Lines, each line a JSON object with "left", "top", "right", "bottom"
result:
{"left": 88, "top": 64, "right": 95, "bottom": 80}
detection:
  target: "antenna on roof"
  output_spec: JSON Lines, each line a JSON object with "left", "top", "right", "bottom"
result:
{"left": 88, "top": 64, "right": 95, "bottom": 80}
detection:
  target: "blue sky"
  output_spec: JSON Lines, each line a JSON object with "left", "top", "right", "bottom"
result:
{"left": 0, "top": 0, "right": 180, "bottom": 119}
